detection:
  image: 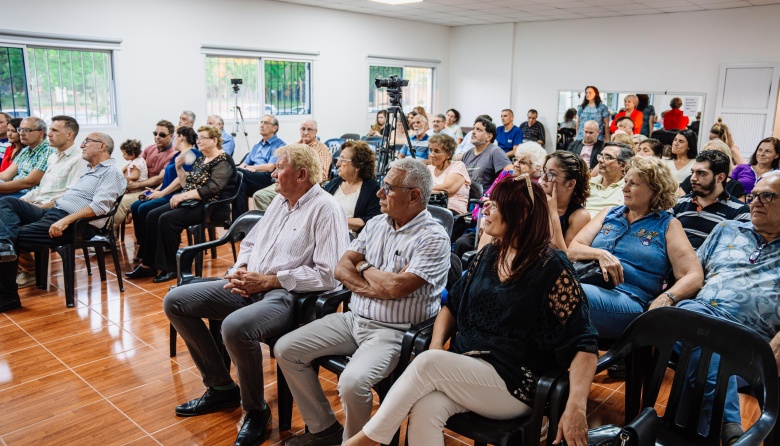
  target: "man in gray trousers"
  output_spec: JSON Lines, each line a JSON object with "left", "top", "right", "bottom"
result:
{"left": 163, "top": 144, "right": 349, "bottom": 446}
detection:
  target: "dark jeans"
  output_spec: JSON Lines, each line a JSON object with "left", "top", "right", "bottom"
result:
{"left": 232, "top": 168, "right": 273, "bottom": 220}
{"left": 130, "top": 196, "right": 171, "bottom": 245}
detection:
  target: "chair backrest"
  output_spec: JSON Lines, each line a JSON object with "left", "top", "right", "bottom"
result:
{"left": 340, "top": 133, "right": 361, "bottom": 141}
{"left": 600, "top": 306, "right": 778, "bottom": 445}
{"left": 427, "top": 204, "right": 454, "bottom": 237}
{"left": 324, "top": 138, "right": 345, "bottom": 156}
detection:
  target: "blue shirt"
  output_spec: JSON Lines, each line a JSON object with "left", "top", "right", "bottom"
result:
{"left": 590, "top": 206, "right": 673, "bottom": 305}
{"left": 576, "top": 103, "right": 611, "bottom": 140}
{"left": 246, "top": 135, "right": 285, "bottom": 166}
{"left": 160, "top": 149, "right": 202, "bottom": 194}
{"left": 693, "top": 220, "right": 780, "bottom": 341}
{"left": 399, "top": 133, "right": 430, "bottom": 159}
{"left": 495, "top": 125, "right": 523, "bottom": 152}
{"left": 221, "top": 130, "right": 236, "bottom": 156}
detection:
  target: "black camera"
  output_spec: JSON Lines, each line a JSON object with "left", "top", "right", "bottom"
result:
{"left": 375, "top": 75, "right": 408, "bottom": 89}
{"left": 231, "top": 78, "right": 243, "bottom": 85}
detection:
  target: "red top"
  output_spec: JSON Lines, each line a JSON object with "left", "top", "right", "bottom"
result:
{"left": 609, "top": 109, "right": 643, "bottom": 134}
{"left": 663, "top": 108, "right": 689, "bottom": 130}
{"left": 0, "top": 145, "right": 20, "bottom": 172}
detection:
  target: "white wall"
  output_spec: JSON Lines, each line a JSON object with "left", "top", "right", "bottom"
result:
{"left": 5, "top": 0, "right": 451, "bottom": 162}
{"left": 449, "top": 4, "right": 780, "bottom": 151}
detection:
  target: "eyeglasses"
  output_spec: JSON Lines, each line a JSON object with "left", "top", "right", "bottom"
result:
{"left": 337, "top": 158, "right": 352, "bottom": 164}
{"left": 746, "top": 192, "right": 778, "bottom": 205}
{"left": 541, "top": 170, "right": 562, "bottom": 182}
{"left": 381, "top": 182, "right": 415, "bottom": 195}
{"left": 514, "top": 173, "right": 534, "bottom": 206}
{"left": 81, "top": 138, "right": 104, "bottom": 146}
{"left": 597, "top": 154, "right": 617, "bottom": 162}
{"left": 153, "top": 131, "right": 169, "bottom": 138}
{"left": 197, "top": 135, "right": 214, "bottom": 141}
{"left": 17, "top": 128, "right": 43, "bottom": 135}
{"left": 300, "top": 127, "right": 317, "bottom": 133}
{"left": 260, "top": 121, "right": 275, "bottom": 126}
{"left": 750, "top": 243, "right": 767, "bottom": 264}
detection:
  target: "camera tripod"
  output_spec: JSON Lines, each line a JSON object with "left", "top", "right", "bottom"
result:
{"left": 230, "top": 82, "right": 251, "bottom": 152}
{"left": 376, "top": 89, "right": 415, "bottom": 178}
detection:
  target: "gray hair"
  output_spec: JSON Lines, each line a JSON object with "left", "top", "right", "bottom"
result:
{"left": 182, "top": 110, "right": 196, "bottom": 123}
{"left": 390, "top": 157, "right": 433, "bottom": 208}
{"left": 22, "top": 116, "right": 47, "bottom": 134}
{"left": 208, "top": 114, "right": 224, "bottom": 126}
{"left": 301, "top": 119, "right": 318, "bottom": 129}
{"left": 94, "top": 132, "right": 115, "bottom": 155}
{"left": 515, "top": 142, "right": 547, "bottom": 171}
{"left": 435, "top": 114, "right": 446, "bottom": 121}
{"left": 264, "top": 115, "right": 279, "bottom": 127}
{"left": 604, "top": 142, "right": 635, "bottom": 166}
{"left": 624, "top": 95, "right": 639, "bottom": 107}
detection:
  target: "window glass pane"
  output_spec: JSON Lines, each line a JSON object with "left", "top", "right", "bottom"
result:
{"left": 264, "top": 60, "right": 311, "bottom": 116}
{"left": 401, "top": 66, "right": 433, "bottom": 113}
{"left": 368, "top": 65, "right": 402, "bottom": 113}
{"left": 26, "top": 47, "right": 114, "bottom": 125}
{"left": 0, "top": 46, "right": 30, "bottom": 116}
{"left": 205, "top": 56, "right": 262, "bottom": 121}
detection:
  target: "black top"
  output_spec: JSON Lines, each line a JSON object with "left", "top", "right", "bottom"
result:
{"left": 322, "top": 177, "right": 382, "bottom": 232}
{"left": 560, "top": 201, "right": 584, "bottom": 236}
{"left": 679, "top": 175, "right": 745, "bottom": 199}
{"left": 183, "top": 152, "right": 237, "bottom": 202}
{"left": 445, "top": 244, "right": 598, "bottom": 405}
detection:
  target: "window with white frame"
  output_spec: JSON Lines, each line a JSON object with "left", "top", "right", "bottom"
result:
{"left": 0, "top": 44, "right": 117, "bottom": 125}
{"left": 368, "top": 63, "right": 435, "bottom": 113}
{"left": 205, "top": 55, "right": 312, "bottom": 120}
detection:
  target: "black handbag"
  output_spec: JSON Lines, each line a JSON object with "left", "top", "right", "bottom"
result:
{"left": 588, "top": 407, "right": 659, "bottom": 446}
{"left": 428, "top": 191, "right": 448, "bottom": 208}
{"left": 573, "top": 260, "right": 616, "bottom": 290}
{"left": 177, "top": 199, "right": 200, "bottom": 208}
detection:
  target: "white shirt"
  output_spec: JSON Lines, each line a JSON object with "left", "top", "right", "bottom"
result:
{"left": 21, "top": 144, "right": 89, "bottom": 205}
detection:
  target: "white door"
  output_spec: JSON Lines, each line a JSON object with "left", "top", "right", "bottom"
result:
{"left": 714, "top": 63, "right": 780, "bottom": 161}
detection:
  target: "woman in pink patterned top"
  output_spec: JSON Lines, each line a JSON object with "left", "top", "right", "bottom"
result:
{"left": 427, "top": 134, "right": 471, "bottom": 214}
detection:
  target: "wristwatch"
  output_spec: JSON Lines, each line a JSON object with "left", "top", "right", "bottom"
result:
{"left": 662, "top": 291, "right": 677, "bottom": 305}
{"left": 357, "top": 261, "right": 374, "bottom": 277}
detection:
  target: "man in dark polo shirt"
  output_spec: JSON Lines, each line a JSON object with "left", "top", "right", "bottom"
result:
{"left": 672, "top": 150, "right": 750, "bottom": 249}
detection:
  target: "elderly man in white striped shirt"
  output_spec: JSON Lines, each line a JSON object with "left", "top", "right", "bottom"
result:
{"left": 0, "top": 132, "right": 126, "bottom": 312}
{"left": 275, "top": 158, "right": 451, "bottom": 446}
{"left": 164, "top": 144, "right": 350, "bottom": 446}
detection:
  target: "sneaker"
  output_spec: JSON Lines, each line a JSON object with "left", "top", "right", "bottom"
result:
{"left": 285, "top": 422, "right": 343, "bottom": 445}
{"left": 721, "top": 422, "right": 743, "bottom": 445}
{"left": 16, "top": 269, "right": 36, "bottom": 288}
{"left": 607, "top": 361, "right": 626, "bottom": 380}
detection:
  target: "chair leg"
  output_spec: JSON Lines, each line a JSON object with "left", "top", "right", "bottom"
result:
{"left": 109, "top": 243, "right": 124, "bottom": 292}
{"left": 120, "top": 220, "right": 125, "bottom": 242}
{"left": 83, "top": 248, "right": 92, "bottom": 276}
{"left": 170, "top": 323, "right": 177, "bottom": 356}
{"left": 277, "top": 364, "right": 293, "bottom": 431}
{"left": 34, "top": 250, "right": 49, "bottom": 290}
{"left": 95, "top": 246, "right": 108, "bottom": 282}
{"left": 231, "top": 240, "right": 238, "bottom": 262}
{"left": 208, "top": 227, "right": 218, "bottom": 259}
{"left": 58, "top": 246, "right": 76, "bottom": 308}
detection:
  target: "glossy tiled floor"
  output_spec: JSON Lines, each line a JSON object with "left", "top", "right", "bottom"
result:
{"left": 0, "top": 227, "right": 762, "bottom": 445}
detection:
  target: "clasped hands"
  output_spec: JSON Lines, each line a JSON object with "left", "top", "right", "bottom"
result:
{"left": 223, "top": 268, "right": 276, "bottom": 298}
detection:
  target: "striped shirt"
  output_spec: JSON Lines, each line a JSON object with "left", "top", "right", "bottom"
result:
{"left": 55, "top": 158, "right": 127, "bottom": 228}
{"left": 234, "top": 184, "right": 350, "bottom": 292}
{"left": 348, "top": 210, "right": 450, "bottom": 325}
{"left": 21, "top": 144, "right": 89, "bottom": 205}
{"left": 671, "top": 190, "right": 751, "bottom": 250}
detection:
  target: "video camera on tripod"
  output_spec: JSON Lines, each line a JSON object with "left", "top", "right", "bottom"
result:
{"left": 374, "top": 75, "right": 414, "bottom": 178}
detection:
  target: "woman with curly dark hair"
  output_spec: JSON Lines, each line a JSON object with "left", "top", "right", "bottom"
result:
{"left": 323, "top": 140, "right": 380, "bottom": 234}
{"left": 540, "top": 151, "right": 592, "bottom": 253}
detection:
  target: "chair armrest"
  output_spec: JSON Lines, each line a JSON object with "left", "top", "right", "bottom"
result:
{"left": 395, "top": 316, "right": 437, "bottom": 377}
{"left": 202, "top": 196, "right": 233, "bottom": 224}
{"left": 176, "top": 224, "right": 244, "bottom": 285}
{"left": 526, "top": 367, "right": 566, "bottom": 446}
{"left": 315, "top": 288, "right": 352, "bottom": 319}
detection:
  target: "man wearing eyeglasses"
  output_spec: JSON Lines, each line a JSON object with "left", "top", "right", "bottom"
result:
{"left": 0, "top": 116, "right": 53, "bottom": 198}
{"left": 252, "top": 119, "right": 331, "bottom": 211}
{"left": 0, "top": 132, "right": 125, "bottom": 312}
{"left": 585, "top": 143, "right": 633, "bottom": 217}
{"left": 275, "top": 158, "right": 450, "bottom": 445}
{"left": 114, "top": 120, "right": 178, "bottom": 230}
{"left": 661, "top": 171, "right": 780, "bottom": 445}
{"left": 233, "top": 115, "right": 286, "bottom": 220}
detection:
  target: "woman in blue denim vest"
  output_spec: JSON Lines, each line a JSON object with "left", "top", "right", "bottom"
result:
{"left": 568, "top": 156, "right": 704, "bottom": 340}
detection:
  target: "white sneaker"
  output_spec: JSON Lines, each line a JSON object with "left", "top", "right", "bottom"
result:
{"left": 16, "top": 269, "right": 36, "bottom": 288}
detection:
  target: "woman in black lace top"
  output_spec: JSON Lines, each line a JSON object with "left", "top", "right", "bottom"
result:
{"left": 345, "top": 175, "right": 599, "bottom": 446}
{"left": 127, "top": 125, "right": 237, "bottom": 283}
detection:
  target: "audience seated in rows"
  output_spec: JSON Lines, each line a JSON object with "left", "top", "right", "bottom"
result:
{"left": 128, "top": 126, "right": 202, "bottom": 263}
{"left": 731, "top": 136, "right": 779, "bottom": 195}
{"left": 0, "top": 117, "right": 52, "bottom": 198}
{"left": 127, "top": 125, "right": 236, "bottom": 283}
{"left": 635, "top": 137, "right": 663, "bottom": 158}
{"left": 609, "top": 95, "right": 642, "bottom": 135}
{"left": 323, "top": 140, "right": 381, "bottom": 235}
{"left": 275, "top": 158, "right": 451, "bottom": 445}
{"left": 427, "top": 133, "right": 471, "bottom": 215}
{"left": 568, "top": 120, "right": 605, "bottom": 170}
{"left": 519, "top": 108, "right": 546, "bottom": 145}
{"left": 206, "top": 114, "right": 235, "bottom": 156}
{"left": 679, "top": 139, "right": 745, "bottom": 200}
{"left": 663, "top": 129, "right": 698, "bottom": 184}
{"left": 496, "top": 108, "right": 523, "bottom": 157}
{"left": 164, "top": 144, "right": 350, "bottom": 446}
{"left": 343, "top": 175, "right": 598, "bottom": 446}
{"left": 569, "top": 156, "right": 704, "bottom": 340}
{"left": 672, "top": 150, "right": 750, "bottom": 250}
{"left": 584, "top": 142, "right": 632, "bottom": 217}
{"left": 514, "top": 142, "right": 547, "bottom": 181}
{"left": 113, "top": 119, "right": 178, "bottom": 232}
{"left": 426, "top": 113, "right": 455, "bottom": 139}
{"left": 0, "top": 132, "right": 125, "bottom": 312}
{"left": 234, "top": 115, "right": 286, "bottom": 219}
{"left": 252, "top": 119, "right": 331, "bottom": 211}
{"left": 454, "top": 113, "right": 491, "bottom": 158}
{"left": 461, "top": 116, "right": 512, "bottom": 192}
{"left": 673, "top": 171, "right": 780, "bottom": 444}
{"left": 398, "top": 114, "right": 430, "bottom": 161}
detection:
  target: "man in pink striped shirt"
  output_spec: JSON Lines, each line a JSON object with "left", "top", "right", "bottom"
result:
{"left": 164, "top": 144, "right": 350, "bottom": 446}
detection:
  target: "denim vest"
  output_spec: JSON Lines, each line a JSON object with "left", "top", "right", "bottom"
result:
{"left": 591, "top": 206, "right": 673, "bottom": 306}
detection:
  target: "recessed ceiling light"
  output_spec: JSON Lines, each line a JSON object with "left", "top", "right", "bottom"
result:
{"left": 369, "top": 0, "right": 423, "bottom": 5}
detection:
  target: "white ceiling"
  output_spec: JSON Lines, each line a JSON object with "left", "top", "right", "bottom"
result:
{"left": 273, "top": 0, "right": 780, "bottom": 26}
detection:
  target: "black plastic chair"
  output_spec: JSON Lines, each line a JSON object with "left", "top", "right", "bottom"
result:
{"left": 340, "top": 133, "right": 361, "bottom": 141}
{"left": 186, "top": 170, "right": 243, "bottom": 277}
{"left": 34, "top": 195, "right": 125, "bottom": 308}
{"left": 426, "top": 204, "right": 454, "bottom": 238}
{"left": 170, "top": 210, "right": 349, "bottom": 431}
{"left": 596, "top": 306, "right": 778, "bottom": 446}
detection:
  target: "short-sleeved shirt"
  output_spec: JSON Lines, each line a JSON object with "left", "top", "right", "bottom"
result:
{"left": 221, "top": 130, "right": 236, "bottom": 156}
{"left": 428, "top": 161, "right": 471, "bottom": 214}
{"left": 348, "top": 210, "right": 450, "bottom": 325}
{"left": 585, "top": 175, "right": 625, "bottom": 217}
{"left": 576, "top": 103, "right": 611, "bottom": 140}
{"left": 640, "top": 105, "right": 656, "bottom": 136}
{"left": 692, "top": 220, "right": 780, "bottom": 341}
{"left": 246, "top": 135, "right": 285, "bottom": 166}
{"left": 160, "top": 149, "right": 202, "bottom": 195}
{"left": 399, "top": 133, "right": 430, "bottom": 159}
{"left": 12, "top": 139, "right": 53, "bottom": 194}
{"left": 731, "top": 164, "right": 776, "bottom": 196}
{"left": 461, "top": 143, "right": 512, "bottom": 192}
{"left": 495, "top": 125, "right": 523, "bottom": 152}
{"left": 663, "top": 158, "right": 696, "bottom": 184}
{"left": 21, "top": 144, "right": 89, "bottom": 205}
{"left": 126, "top": 157, "right": 149, "bottom": 182}
{"left": 55, "top": 158, "right": 127, "bottom": 228}
{"left": 141, "top": 143, "right": 177, "bottom": 178}
{"left": 447, "top": 124, "right": 463, "bottom": 141}
{"left": 671, "top": 190, "right": 751, "bottom": 250}
{"left": 519, "top": 121, "right": 546, "bottom": 144}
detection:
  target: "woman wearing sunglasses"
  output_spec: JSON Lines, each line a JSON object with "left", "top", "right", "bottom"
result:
{"left": 344, "top": 175, "right": 598, "bottom": 446}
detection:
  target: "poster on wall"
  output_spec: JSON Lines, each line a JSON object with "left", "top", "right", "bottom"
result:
{"left": 683, "top": 96, "right": 700, "bottom": 116}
